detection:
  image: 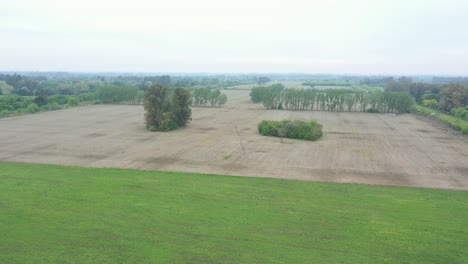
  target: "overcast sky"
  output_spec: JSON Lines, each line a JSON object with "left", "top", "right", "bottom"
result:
{"left": 2, "top": 0, "right": 468, "bottom": 75}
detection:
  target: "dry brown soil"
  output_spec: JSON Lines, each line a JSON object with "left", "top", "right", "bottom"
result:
{"left": 1, "top": 89, "right": 467, "bottom": 190}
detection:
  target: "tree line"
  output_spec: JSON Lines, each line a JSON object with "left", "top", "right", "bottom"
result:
{"left": 251, "top": 87, "right": 415, "bottom": 114}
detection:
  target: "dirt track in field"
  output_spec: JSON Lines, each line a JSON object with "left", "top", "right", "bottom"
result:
{"left": 1, "top": 89, "right": 468, "bottom": 190}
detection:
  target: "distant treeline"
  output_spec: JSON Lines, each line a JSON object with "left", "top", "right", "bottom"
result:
{"left": 302, "top": 81, "right": 352, "bottom": 87}
{"left": 0, "top": 73, "right": 255, "bottom": 98}
{"left": 97, "top": 86, "right": 228, "bottom": 107}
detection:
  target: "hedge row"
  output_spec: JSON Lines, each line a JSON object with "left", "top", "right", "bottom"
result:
{"left": 258, "top": 120, "right": 323, "bottom": 141}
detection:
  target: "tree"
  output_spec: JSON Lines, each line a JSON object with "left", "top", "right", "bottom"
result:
{"left": 144, "top": 85, "right": 173, "bottom": 131}
{"left": 172, "top": 88, "right": 192, "bottom": 127}
{"left": 217, "top": 94, "right": 227, "bottom": 107}
{"left": 438, "top": 84, "right": 468, "bottom": 112}
{"left": 144, "top": 85, "right": 192, "bottom": 131}
{"left": 209, "top": 90, "right": 221, "bottom": 106}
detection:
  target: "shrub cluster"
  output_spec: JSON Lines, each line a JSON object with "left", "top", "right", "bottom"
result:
{"left": 0, "top": 93, "right": 97, "bottom": 117}
{"left": 258, "top": 120, "right": 323, "bottom": 141}
{"left": 451, "top": 106, "right": 468, "bottom": 121}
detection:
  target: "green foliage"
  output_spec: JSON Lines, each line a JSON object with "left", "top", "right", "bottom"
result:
{"left": 40, "top": 102, "right": 61, "bottom": 111}
{"left": 450, "top": 107, "right": 468, "bottom": 121}
{"left": 98, "top": 86, "right": 140, "bottom": 104}
{"left": 77, "top": 92, "right": 99, "bottom": 102}
{"left": 414, "top": 105, "right": 468, "bottom": 135}
{"left": 26, "top": 103, "right": 39, "bottom": 113}
{"left": 191, "top": 88, "right": 228, "bottom": 107}
{"left": 172, "top": 88, "right": 192, "bottom": 127}
{"left": 0, "top": 92, "right": 97, "bottom": 118}
{"left": 261, "top": 89, "right": 415, "bottom": 114}
{"left": 67, "top": 97, "right": 79, "bottom": 107}
{"left": 250, "top": 83, "right": 284, "bottom": 103}
{"left": 258, "top": 120, "right": 323, "bottom": 141}
{"left": 422, "top": 99, "right": 438, "bottom": 107}
{"left": 2, "top": 162, "right": 467, "bottom": 263}
{"left": 144, "top": 85, "right": 191, "bottom": 131}
{"left": 438, "top": 83, "right": 468, "bottom": 112}
{"left": 47, "top": 94, "right": 69, "bottom": 105}
{"left": 33, "top": 95, "right": 47, "bottom": 107}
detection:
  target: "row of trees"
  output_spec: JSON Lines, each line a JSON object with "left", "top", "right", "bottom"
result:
{"left": 191, "top": 88, "right": 227, "bottom": 107}
{"left": 144, "top": 85, "right": 191, "bottom": 131}
{"left": 96, "top": 86, "right": 229, "bottom": 107}
{"left": 254, "top": 88, "right": 415, "bottom": 114}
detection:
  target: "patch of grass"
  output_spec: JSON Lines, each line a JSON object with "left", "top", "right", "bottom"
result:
{"left": 414, "top": 105, "right": 468, "bottom": 134}
{"left": 1, "top": 162, "right": 467, "bottom": 263}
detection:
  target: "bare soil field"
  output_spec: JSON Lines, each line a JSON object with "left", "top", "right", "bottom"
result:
{"left": 1, "top": 89, "right": 467, "bottom": 190}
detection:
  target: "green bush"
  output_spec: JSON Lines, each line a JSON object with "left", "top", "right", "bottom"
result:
{"left": 258, "top": 120, "right": 322, "bottom": 141}
{"left": 67, "top": 97, "right": 79, "bottom": 107}
{"left": 47, "top": 94, "right": 69, "bottom": 105}
{"left": 26, "top": 103, "right": 39, "bottom": 113}
{"left": 40, "top": 103, "right": 60, "bottom": 111}
{"left": 422, "top": 99, "right": 438, "bottom": 108}
{"left": 451, "top": 107, "right": 468, "bottom": 121}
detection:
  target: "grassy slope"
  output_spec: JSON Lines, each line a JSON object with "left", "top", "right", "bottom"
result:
{"left": 1, "top": 162, "right": 467, "bottom": 263}
{"left": 414, "top": 105, "right": 468, "bottom": 134}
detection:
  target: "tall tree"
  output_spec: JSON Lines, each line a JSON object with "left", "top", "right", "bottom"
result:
{"left": 172, "top": 88, "right": 192, "bottom": 127}
{"left": 144, "top": 85, "right": 172, "bottom": 131}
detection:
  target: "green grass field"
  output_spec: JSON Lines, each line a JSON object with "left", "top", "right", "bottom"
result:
{"left": 1, "top": 162, "right": 467, "bottom": 263}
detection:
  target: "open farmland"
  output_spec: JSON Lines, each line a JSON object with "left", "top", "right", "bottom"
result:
{"left": 1, "top": 88, "right": 468, "bottom": 190}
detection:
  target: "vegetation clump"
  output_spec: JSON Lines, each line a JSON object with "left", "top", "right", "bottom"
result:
{"left": 258, "top": 119, "right": 323, "bottom": 141}
{"left": 144, "top": 85, "right": 192, "bottom": 131}
{"left": 191, "top": 88, "right": 228, "bottom": 107}
{"left": 249, "top": 83, "right": 284, "bottom": 103}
